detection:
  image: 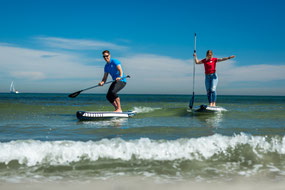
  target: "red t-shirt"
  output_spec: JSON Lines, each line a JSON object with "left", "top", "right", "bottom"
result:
{"left": 201, "top": 58, "right": 218, "bottom": 74}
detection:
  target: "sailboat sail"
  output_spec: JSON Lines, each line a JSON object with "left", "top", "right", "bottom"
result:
{"left": 10, "top": 81, "right": 19, "bottom": 94}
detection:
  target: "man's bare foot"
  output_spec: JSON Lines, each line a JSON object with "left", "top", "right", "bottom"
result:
{"left": 114, "top": 109, "right": 122, "bottom": 112}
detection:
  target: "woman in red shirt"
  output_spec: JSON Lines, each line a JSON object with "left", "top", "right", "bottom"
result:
{"left": 194, "top": 50, "right": 235, "bottom": 107}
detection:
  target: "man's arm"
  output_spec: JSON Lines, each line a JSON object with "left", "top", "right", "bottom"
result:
{"left": 99, "top": 73, "right": 108, "bottom": 86}
{"left": 116, "top": 65, "right": 123, "bottom": 81}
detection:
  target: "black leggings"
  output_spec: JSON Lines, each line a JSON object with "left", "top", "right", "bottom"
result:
{"left": 106, "top": 81, "right": 126, "bottom": 103}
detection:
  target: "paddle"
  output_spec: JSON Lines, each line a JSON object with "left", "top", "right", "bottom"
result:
{"left": 68, "top": 75, "right": 130, "bottom": 98}
{"left": 189, "top": 33, "right": 196, "bottom": 109}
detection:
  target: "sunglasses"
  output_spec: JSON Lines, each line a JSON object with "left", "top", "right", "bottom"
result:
{"left": 103, "top": 55, "right": 109, "bottom": 58}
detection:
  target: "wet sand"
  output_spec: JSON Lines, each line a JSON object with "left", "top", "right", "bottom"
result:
{"left": 1, "top": 177, "right": 285, "bottom": 190}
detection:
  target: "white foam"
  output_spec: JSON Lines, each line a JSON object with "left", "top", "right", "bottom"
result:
{"left": 133, "top": 106, "right": 161, "bottom": 113}
{"left": 82, "top": 118, "right": 128, "bottom": 127}
{"left": 0, "top": 133, "right": 285, "bottom": 167}
{"left": 212, "top": 107, "right": 227, "bottom": 112}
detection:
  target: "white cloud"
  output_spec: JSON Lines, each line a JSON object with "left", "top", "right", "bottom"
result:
{"left": 219, "top": 63, "right": 285, "bottom": 82}
{"left": 36, "top": 37, "right": 127, "bottom": 51}
{"left": 120, "top": 54, "right": 285, "bottom": 95}
{"left": 120, "top": 54, "right": 207, "bottom": 94}
{"left": 1, "top": 39, "right": 285, "bottom": 95}
{"left": 10, "top": 71, "right": 46, "bottom": 80}
{"left": 0, "top": 44, "right": 105, "bottom": 92}
{"left": 0, "top": 45, "right": 101, "bottom": 80}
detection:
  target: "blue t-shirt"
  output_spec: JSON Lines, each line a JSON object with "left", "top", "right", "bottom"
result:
{"left": 104, "top": 59, "right": 127, "bottom": 83}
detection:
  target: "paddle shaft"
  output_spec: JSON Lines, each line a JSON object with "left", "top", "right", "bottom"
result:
{"left": 192, "top": 33, "right": 196, "bottom": 93}
{"left": 189, "top": 33, "right": 196, "bottom": 109}
{"left": 80, "top": 80, "right": 113, "bottom": 92}
{"left": 68, "top": 75, "right": 130, "bottom": 98}
{"left": 82, "top": 75, "right": 129, "bottom": 92}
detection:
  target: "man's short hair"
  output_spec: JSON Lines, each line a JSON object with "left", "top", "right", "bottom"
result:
{"left": 102, "top": 50, "right": 110, "bottom": 55}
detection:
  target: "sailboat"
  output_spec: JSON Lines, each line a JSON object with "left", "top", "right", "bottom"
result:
{"left": 10, "top": 81, "right": 19, "bottom": 94}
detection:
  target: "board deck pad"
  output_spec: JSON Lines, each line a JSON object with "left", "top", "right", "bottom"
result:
{"left": 76, "top": 111, "right": 137, "bottom": 121}
{"left": 192, "top": 104, "right": 227, "bottom": 113}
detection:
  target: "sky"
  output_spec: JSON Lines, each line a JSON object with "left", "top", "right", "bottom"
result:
{"left": 0, "top": 0, "right": 285, "bottom": 95}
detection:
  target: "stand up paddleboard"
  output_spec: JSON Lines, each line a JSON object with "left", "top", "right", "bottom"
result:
{"left": 76, "top": 111, "right": 136, "bottom": 121}
{"left": 192, "top": 104, "right": 227, "bottom": 113}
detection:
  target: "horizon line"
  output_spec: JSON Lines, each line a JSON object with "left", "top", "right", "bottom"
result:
{"left": 0, "top": 92, "right": 285, "bottom": 97}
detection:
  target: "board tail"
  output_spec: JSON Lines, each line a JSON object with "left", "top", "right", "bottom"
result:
{"left": 189, "top": 92, "right": 195, "bottom": 109}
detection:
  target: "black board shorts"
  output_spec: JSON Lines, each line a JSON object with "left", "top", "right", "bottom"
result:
{"left": 106, "top": 81, "right": 126, "bottom": 103}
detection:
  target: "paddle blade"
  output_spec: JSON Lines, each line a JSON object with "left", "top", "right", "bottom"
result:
{"left": 68, "top": 90, "right": 83, "bottom": 98}
{"left": 189, "top": 92, "right": 195, "bottom": 109}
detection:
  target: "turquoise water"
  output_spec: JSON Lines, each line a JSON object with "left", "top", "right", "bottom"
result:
{"left": 0, "top": 93, "right": 285, "bottom": 182}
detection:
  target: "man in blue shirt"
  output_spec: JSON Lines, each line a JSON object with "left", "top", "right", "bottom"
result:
{"left": 99, "top": 50, "right": 127, "bottom": 112}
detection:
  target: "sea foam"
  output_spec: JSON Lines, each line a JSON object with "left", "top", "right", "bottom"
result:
{"left": 133, "top": 106, "right": 161, "bottom": 113}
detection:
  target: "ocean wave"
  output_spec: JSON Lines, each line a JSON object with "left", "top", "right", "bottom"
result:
{"left": 0, "top": 133, "right": 285, "bottom": 167}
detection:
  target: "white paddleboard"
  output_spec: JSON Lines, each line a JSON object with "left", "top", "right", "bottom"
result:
{"left": 76, "top": 111, "right": 136, "bottom": 121}
{"left": 191, "top": 104, "right": 227, "bottom": 113}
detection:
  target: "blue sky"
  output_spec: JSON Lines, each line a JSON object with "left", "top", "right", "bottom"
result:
{"left": 0, "top": 0, "right": 285, "bottom": 95}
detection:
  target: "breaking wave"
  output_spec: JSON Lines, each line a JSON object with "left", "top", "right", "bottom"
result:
{"left": 1, "top": 133, "right": 285, "bottom": 167}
